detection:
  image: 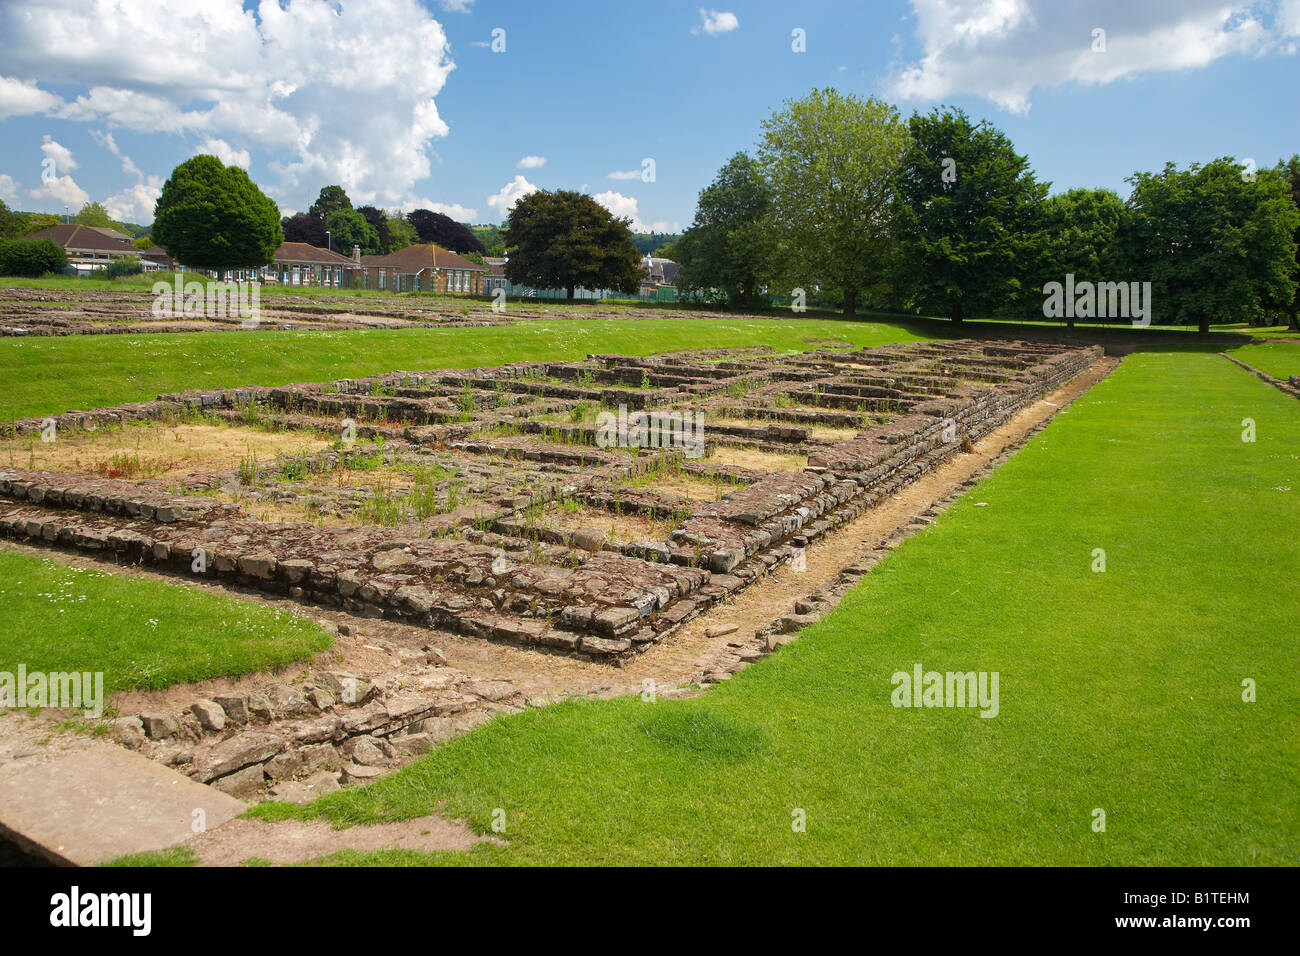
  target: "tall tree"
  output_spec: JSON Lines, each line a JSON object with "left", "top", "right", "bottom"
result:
{"left": 152, "top": 155, "right": 283, "bottom": 269}
{"left": 308, "top": 185, "right": 351, "bottom": 220}
{"left": 1038, "top": 187, "right": 1126, "bottom": 327}
{"left": 674, "top": 152, "right": 776, "bottom": 307}
{"left": 385, "top": 211, "right": 418, "bottom": 252}
{"left": 356, "top": 205, "right": 390, "bottom": 254}
{"left": 1274, "top": 155, "right": 1300, "bottom": 330}
{"left": 281, "top": 212, "right": 328, "bottom": 247}
{"left": 758, "top": 88, "right": 911, "bottom": 315}
{"left": 0, "top": 200, "right": 27, "bottom": 239}
{"left": 893, "top": 106, "right": 1048, "bottom": 323}
{"left": 1121, "top": 158, "right": 1299, "bottom": 333}
{"left": 502, "top": 189, "right": 642, "bottom": 300}
{"left": 407, "top": 209, "right": 487, "bottom": 254}
{"left": 325, "top": 208, "right": 379, "bottom": 256}
{"left": 73, "top": 201, "right": 114, "bottom": 228}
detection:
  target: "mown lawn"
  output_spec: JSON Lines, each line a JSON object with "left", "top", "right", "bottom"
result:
{"left": 0, "top": 549, "right": 333, "bottom": 693}
{"left": 1227, "top": 341, "right": 1300, "bottom": 379}
{"left": 0, "top": 318, "right": 942, "bottom": 421}
{"left": 245, "top": 350, "right": 1297, "bottom": 865}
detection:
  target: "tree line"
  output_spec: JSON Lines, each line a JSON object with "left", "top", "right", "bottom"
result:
{"left": 665, "top": 89, "right": 1300, "bottom": 332}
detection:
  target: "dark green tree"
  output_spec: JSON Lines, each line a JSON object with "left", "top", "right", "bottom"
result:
{"left": 308, "top": 185, "right": 351, "bottom": 220}
{"left": 502, "top": 189, "right": 643, "bottom": 300}
{"left": 356, "top": 205, "right": 390, "bottom": 254}
{"left": 1037, "top": 187, "right": 1127, "bottom": 327}
{"left": 893, "top": 106, "right": 1048, "bottom": 323}
{"left": 325, "top": 208, "right": 379, "bottom": 256}
{"left": 1121, "top": 158, "right": 1299, "bottom": 333}
{"left": 281, "top": 212, "right": 328, "bottom": 246}
{"left": 407, "top": 209, "right": 486, "bottom": 254}
{"left": 152, "top": 155, "right": 283, "bottom": 269}
{"left": 0, "top": 200, "right": 28, "bottom": 239}
{"left": 674, "top": 152, "right": 776, "bottom": 307}
{"left": 1273, "top": 155, "right": 1300, "bottom": 330}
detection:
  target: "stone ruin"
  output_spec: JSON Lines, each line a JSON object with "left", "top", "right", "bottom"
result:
{"left": 0, "top": 339, "right": 1103, "bottom": 665}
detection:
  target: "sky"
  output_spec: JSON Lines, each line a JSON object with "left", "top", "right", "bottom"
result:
{"left": 0, "top": 0, "right": 1297, "bottom": 230}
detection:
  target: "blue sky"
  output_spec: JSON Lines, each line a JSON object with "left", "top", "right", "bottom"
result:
{"left": 0, "top": 0, "right": 1297, "bottom": 229}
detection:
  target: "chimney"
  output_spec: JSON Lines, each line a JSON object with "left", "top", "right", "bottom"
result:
{"left": 352, "top": 244, "right": 361, "bottom": 265}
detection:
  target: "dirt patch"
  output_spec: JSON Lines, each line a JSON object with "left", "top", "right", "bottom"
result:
{"left": 0, "top": 423, "right": 329, "bottom": 480}
{"left": 547, "top": 502, "right": 676, "bottom": 543}
{"left": 185, "top": 814, "right": 497, "bottom": 865}
{"left": 708, "top": 445, "right": 808, "bottom": 472}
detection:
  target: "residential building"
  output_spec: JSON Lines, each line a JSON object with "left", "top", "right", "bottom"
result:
{"left": 265, "top": 241, "right": 357, "bottom": 287}
{"left": 23, "top": 223, "right": 174, "bottom": 274}
{"left": 353, "top": 244, "right": 487, "bottom": 294}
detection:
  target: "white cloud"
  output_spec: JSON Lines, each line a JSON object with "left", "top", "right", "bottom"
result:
{"left": 196, "top": 137, "right": 251, "bottom": 169}
{"left": 486, "top": 174, "right": 538, "bottom": 218}
{"left": 0, "top": 75, "right": 62, "bottom": 121}
{"left": 517, "top": 155, "right": 547, "bottom": 169}
{"left": 40, "top": 135, "right": 77, "bottom": 174}
{"left": 0, "top": 0, "right": 457, "bottom": 209}
{"left": 694, "top": 9, "right": 739, "bottom": 35}
{"left": 887, "top": 0, "right": 1289, "bottom": 115}
{"left": 606, "top": 169, "right": 642, "bottom": 180}
{"left": 91, "top": 130, "right": 141, "bottom": 179}
{"left": 593, "top": 189, "right": 648, "bottom": 232}
{"left": 438, "top": 0, "right": 474, "bottom": 11}
{"left": 397, "top": 197, "right": 477, "bottom": 220}
{"left": 0, "top": 174, "right": 19, "bottom": 205}
{"left": 103, "top": 176, "right": 163, "bottom": 223}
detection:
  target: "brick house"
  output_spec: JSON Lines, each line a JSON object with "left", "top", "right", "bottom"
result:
{"left": 354, "top": 244, "right": 487, "bottom": 294}
{"left": 24, "top": 223, "right": 174, "bottom": 275}
{"left": 265, "top": 241, "right": 357, "bottom": 287}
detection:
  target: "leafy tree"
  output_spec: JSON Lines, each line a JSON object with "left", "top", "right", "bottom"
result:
{"left": 104, "top": 256, "right": 143, "bottom": 279}
{"left": 0, "top": 199, "right": 27, "bottom": 239}
{"left": 22, "top": 213, "right": 61, "bottom": 234}
{"left": 1121, "top": 158, "right": 1299, "bottom": 333}
{"left": 630, "top": 232, "right": 680, "bottom": 255}
{"left": 407, "top": 209, "right": 487, "bottom": 254}
{"left": 152, "top": 155, "right": 283, "bottom": 269}
{"left": 73, "top": 201, "right": 114, "bottom": 228}
{"left": 385, "top": 211, "right": 418, "bottom": 253}
{"left": 674, "top": 152, "right": 776, "bottom": 307}
{"left": 758, "top": 88, "right": 911, "bottom": 315}
{"left": 356, "top": 205, "right": 390, "bottom": 254}
{"left": 0, "top": 238, "right": 68, "bottom": 276}
{"left": 893, "top": 106, "right": 1048, "bottom": 323}
{"left": 1273, "top": 155, "right": 1300, "bottom": 330}
{"left": 133, "top": 235, "right": 155, "bottom": 251}
{"left": 325, "top": 208, "right": 379, "bottom": 256}
{"left": 308, "top": 185, "right": 351, "bottom": 221}
{"left": 280, "top": 212, "right": 328, "bottom": 247}
{"left": 502, "top": 189, "right": 643, "bottom": 300}
{"left": 1036, "top": 188, "right": 1126, "bottom": 327}
{"left": 469, "top": 224, "right": 504, "bottom": 250}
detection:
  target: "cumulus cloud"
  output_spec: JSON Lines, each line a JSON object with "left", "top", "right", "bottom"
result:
{"left": 606, "top": 169, "right": 642, "bottom": 180}
{"left": 0, "top": 174, "right": 19, "bottom": 205}
{"left": 39, "top": 135, "right": 77, "bottom": 175}
{"left": 694, "top": 9, "right": 739, "bottom": 35}
{"left": 0, "top": 75, "right": 62, "bottom": 121}
{"left": 486, "top": 174, "right": 538, "bottom": 218}
{"left": 397, "top": 197, "right": 477, "bottom": 220}
{"left": 103, "top": 177, "right": 163, "bottom": 223}
{"left": 0, "top": 0, "right": 457, "bottom": 209}
{"left": 516, "top": 155, "right": 546, "bottom": 169}
{"left": 887, "top": 0, "right": 1297, "bottom": 115}
{"left": 196, "top": 137, "right": 251, "bottom": 169}
{"left": 593, "top": 189, "right": 649, "bottom": 232}
{"left": 29, "top": 136, "right": 89, "bottom": 210}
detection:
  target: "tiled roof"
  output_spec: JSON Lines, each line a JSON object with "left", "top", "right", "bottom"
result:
{"left": 271, "top": 242, "right": 357, "bottom": 265}
{"left": 360, "top": 244, "right": 487, "bottom": 273}
{"left": 23, "top": 223, "right": 141, "bottom": 254}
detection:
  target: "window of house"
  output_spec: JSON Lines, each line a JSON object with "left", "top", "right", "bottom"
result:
{"left": 378, "top": 269, "right": 386, "bottom": 290}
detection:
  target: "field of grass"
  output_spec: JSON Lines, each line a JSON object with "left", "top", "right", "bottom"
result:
{"left": 0, "top": 549, "right": 333, "bottom": 693}
{"left": 0, "top": 318, "right": 944, "bottom": 421}
{"left": 1227, "top": 342, "right": 1300, "bottom": 379}
{"left": 242, "top": 350, "right": 1298, "bottom": 865}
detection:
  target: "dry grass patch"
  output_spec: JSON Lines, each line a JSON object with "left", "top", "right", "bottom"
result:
{"left": 709, "top": 445, "right": 808, "bottom": 473}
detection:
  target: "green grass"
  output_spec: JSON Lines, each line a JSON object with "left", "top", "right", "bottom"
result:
{"left": 0, "top": 318, "right": 943, "bottom": 421}
{"left": 1226, "top": 342, "right": 1300, "bottom": 380}
{"left": 0, "top": 550, "right": 333, "bottom": 693}
{"left": 246, "top": 351, "right": 1297, "bottom": 865}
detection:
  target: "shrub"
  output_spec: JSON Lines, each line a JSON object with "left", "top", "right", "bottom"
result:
{"left": 104, "top": 256, "right": 143, "bottom": 279}
{"left": 0, "top": 237, "right": 68, "bottom": 277}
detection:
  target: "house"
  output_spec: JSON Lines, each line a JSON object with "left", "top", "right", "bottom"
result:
{"left": 482, "top": 256, "right": 508, "bottom": 294}
{"left": 23, "top": 223, "right": 174, "bottom": 275}
{"left": 353, "top": 244, "right": 487, "bottom": 294}
{"left": 639, "top": 256, "right": 680, "bottom": 298}
{"left": 264, "top": 241, "right": 357, "bottom": 287}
